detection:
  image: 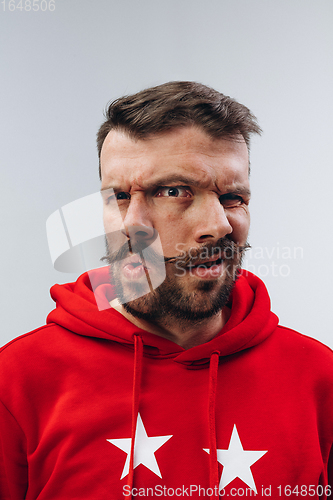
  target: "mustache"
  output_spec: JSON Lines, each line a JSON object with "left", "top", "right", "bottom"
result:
{"left": 101, "top": 239, "right": 165, "bottom": 267}
{"left": 101, "top": 237, "right": 250, "bottom": 267}
{"left": 165, "top": 239, "right": 250, "bottom": 268}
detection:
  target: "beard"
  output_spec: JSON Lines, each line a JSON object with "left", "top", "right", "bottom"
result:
{"left": 103, "top": 237, "right": 249, "bottom": 325}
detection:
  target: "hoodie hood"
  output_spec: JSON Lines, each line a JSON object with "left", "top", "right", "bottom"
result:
{"left": 47, "top": 268, "right": 279, "bottom": 497}
{"left": 47, "top": 268, "right": 278, "bottom": 366}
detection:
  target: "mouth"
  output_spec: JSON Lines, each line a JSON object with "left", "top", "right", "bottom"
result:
{"left": 130, "top": 261, "right": 144, "bottom": 268}
{"left": 185, "top": 254, "right": 226, "bottom": 280}
{"left": 179, "top": 252, "right": 226, "bottom": 280}
{"left": 121, "top": 253, "right": 148, "bottom": 280}
{"left": 122, "top": 253, "right": 146, "bottom": 268}
{"left": 187, "top": 254, "right": 225, "bottom": 269}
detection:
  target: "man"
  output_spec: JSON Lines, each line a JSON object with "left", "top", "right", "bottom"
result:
{"left": 0, "top": 82, "right": 332, "bottom": 499}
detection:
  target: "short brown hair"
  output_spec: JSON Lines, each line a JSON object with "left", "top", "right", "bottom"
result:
{"left": 97, "top": 81, "right": 261, "bottom": 178}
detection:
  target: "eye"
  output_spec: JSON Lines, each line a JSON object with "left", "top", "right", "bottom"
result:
{"left": 155, "top": 186, "right": 191, "bottom": 198}
{"left": 104, "top": 191, "right": 131, "bottom": 205}
{"left": 110, "top": 192, "right": 131, "bottom": 201}
{"left": 115, "top": 192, "right": 130, "bottom": 200}
{"left": 219, "top": 193, "right": 244, "bottom": 208}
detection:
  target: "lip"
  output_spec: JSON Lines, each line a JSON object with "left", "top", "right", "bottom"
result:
{"left": 184, "top": 252, "right": 226, "bottom": 280}
{"left": 121, "top": 253, "right": 149, "bottom": 281}
{"left": 187, "top": 252, "right": 225, "bottom": 268}
{"left": 121, "top": 253, "right": 145, "bottom": 269}
{"left": 188, "top": 260, "right": 224, "bottom": 279}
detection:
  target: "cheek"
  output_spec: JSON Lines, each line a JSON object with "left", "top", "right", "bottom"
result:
{"left": 103, "top": 209, "right": 125, "bottom": 236}
{"left": 153, "top": 215, "right": 192, "bottom": 257}
{"left": 228, "top": 210, "right": 250, "bottom": 244}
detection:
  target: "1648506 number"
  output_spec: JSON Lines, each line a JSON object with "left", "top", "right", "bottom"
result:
{"left": 277, "top": 484, "right": 332, "bottom": 496}
{"left": 1, "top": 0, "right": 55, "bottom": 11}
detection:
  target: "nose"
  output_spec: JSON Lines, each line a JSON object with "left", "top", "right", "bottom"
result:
{"left": 193, "top": 197, "right": 233, "bottom": 243}
{"left": 122, "top": 196, "right": 155, "bottom": 243}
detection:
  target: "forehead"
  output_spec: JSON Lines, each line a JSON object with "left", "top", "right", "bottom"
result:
{"left": 100, "top": 126, "right": 250, "bottom": 191}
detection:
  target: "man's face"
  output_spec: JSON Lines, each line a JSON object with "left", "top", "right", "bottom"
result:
{"left": 100, "top": 126, "right": 250, "bottom": 323}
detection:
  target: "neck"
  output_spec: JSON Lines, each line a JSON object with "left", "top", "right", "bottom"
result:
{"left": 109, "top": 299, "right": 230, "bottom": 349}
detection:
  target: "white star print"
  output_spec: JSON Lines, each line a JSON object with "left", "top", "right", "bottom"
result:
{"left": 107, "top": 413, "right": 173, "bottom": 479}
{"left": 204, "top": 425, "right": 267, "bottom": 494}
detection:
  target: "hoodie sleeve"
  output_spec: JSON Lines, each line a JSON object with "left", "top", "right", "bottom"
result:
{"left": 0, "top": 400, "right": 28, "bottom": 500}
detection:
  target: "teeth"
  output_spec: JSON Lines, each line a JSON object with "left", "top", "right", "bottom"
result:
{"left": 187, "top": 258, "right": 223, "bottom": 269}
{"left": 207, "top": 260, "right": 219, "bottom": 268}
{"left": 192, "top": 260, "right": 216, "bottom": 268}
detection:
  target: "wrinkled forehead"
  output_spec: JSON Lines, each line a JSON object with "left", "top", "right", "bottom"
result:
{"left": 100, "top": 127, "right": 250, "bottom": 190}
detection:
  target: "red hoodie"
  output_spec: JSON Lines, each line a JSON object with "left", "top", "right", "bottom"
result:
{"left": 0, "top": 269, "right": 332, "bottom": 499}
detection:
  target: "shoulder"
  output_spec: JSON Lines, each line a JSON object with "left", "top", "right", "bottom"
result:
{"left": 0, "top": 322, "right": 74, "bottom": 355}
{"left": 0, "top": 323, "right": 80, "bottom": 379}
{"left": 275, "top": 325, "right": 333, "bottom": 357}
{"left": 0, "top": 324, "right": 57, "bottom": 357}
{"left": 265, "top": 325, "right": 333, "bottom": 381}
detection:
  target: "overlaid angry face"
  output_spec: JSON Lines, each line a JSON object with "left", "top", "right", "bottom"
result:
{"left": 100, "top": 126, "right": 250, "bottom": 322}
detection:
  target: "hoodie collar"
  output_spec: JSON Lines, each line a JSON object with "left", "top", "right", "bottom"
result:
{"left": 47, "top": 268, "right": 278, "bottom": 366}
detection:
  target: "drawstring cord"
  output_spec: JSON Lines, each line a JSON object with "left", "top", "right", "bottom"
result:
{"left": 208, "top": 351, "right": 220, "bottom": 499}
{"left": 125, "top": 339, "right": 220, "bottom": 497}
{"left": 126, "top": 334, "right": 143, "bottom": 498}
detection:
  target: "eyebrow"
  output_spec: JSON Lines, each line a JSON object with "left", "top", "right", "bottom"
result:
{"left": 100, "top": 175, "right": 205, "bottom": 193}
{"left": 146, "top": 176, "right": 252, "bottom": 197}
{"left": 101, "top": 175, "right": 251, "bottom": 197}
{"left": 222, "top": 186, "right": 252, "bottom": 197}
{"left": 143, "top": 175, "right": 209, "bottom": 189}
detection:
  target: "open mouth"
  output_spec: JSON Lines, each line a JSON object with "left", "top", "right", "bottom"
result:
{"left": 122, "top": 254, "right": 149, "bottom": 281}
{"left": 188, "top": 257, "right": 224, "bottom": 269}
{"left": 131, "top": 261, "right": 145, "bottom": 268}
{"left": 122, "top": 254, "right": 146, "bottom": 269}
{"left": 121, "top": 253, "right": 150, "bottom": 281}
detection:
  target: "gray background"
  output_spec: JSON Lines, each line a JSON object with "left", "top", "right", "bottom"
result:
{"left": 1, "top": 0, "right": 332, "bottom": 347}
